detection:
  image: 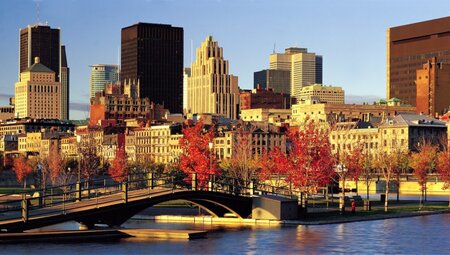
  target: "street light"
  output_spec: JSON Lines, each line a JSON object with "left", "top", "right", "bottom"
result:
{"left": 208, "top": 142, "right": 213, "bottom": 171}
{"left": 76, "top": 135, "right": 82, "bottom": 183}
{"left": 336, "top": 162, "right": 348, "bottom": 214}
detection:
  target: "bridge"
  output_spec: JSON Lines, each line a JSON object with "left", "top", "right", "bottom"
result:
{"left": 0, "top": 172, "right": 297, "bottom": 232}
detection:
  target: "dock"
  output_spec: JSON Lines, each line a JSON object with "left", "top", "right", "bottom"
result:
{"left": 0, "top": 228, "right": 207, "bottom": 244}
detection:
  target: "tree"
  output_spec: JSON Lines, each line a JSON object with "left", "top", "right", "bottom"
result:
{"left": 227, "top": 123, "right": 259, "bottom": 184}
{"left": 48, "top": 145, "right": 64, "bottom": 185}
{"left": 13, "top": 155, "right": 33, "bottom": 188}
{"left": 336, "top": 143, "right": 365, "bottom": 212}
{"left": 436, "top": 149, "right": 450, "bottom": 207}
{"left": 179, "top": 119, "right": 219, "bottom": 188}
{"left": 373, "top": 149, "right": 397, "bottom": 212}
{"left": 78, "top": 132, "right": 101, "bottom": 182}
{"left": 258, "top": 146, "right": 290, "bottom": 188}
{"left": 361, "top": 151, "right": 374, "bottom": 200}
{"left": 393, "top": 149, "right": 409, "bottom": 201}
{"left": 108, "top": 147, "right": 129, "bottom": 182}
{"left": 410, "top": 143, "right": 437, "bottom": 209}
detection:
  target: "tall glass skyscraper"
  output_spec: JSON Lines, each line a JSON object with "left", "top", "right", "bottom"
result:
{"left": 89, "top": 64, "right": 119, "bottom": 98}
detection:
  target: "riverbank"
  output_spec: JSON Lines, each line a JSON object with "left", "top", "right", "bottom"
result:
{"left": 132, "top": 202, "right": 450, "bottom": 226}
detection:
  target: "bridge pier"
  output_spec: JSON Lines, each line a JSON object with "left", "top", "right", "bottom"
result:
{"left": 78, "top": 222, "right": 95, "bottom": 230}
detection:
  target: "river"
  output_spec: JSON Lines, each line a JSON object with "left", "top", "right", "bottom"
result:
{"left": 3, "top": 213, "right": 449, "bottom": 254}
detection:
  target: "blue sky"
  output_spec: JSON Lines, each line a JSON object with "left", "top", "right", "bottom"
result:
{"left": 1, "top": 0, "right": 449, "bottom": 119}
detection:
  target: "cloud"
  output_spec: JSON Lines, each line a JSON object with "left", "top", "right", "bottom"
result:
{"left": 69, "top": 102, "right": 89, "bottom": 112}
{"left": 345, "top": 94, "right": 383, "bottom": 104}
{"left": 0, "top": 93, "right": 13, "bottom": 101}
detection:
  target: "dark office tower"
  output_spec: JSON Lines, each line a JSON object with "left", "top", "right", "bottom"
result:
{"left": 19, "top": 24, "right": 61, "bottom": 81}
{"left": 254, "top": 69, "right": 290, "bottom": 95}
{"left": 254, "top": 70, "right": 268, "bottom": 89}
{"left": 315, "top": 55, "right": 323, "bottom": 84}
{"left": 387, "top": 16, "right": 450, "bottom": 106}
{"left": 61, "top": 45, "right": 69, "bottom": 120}
{"left": 121, "top": 23, "right": 183, "bottom": 113}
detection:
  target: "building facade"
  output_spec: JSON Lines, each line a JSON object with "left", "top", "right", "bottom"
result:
{"left": 121, "top": 23, "right": 183, "bottom": 113}
{"left": 253, "top": 69, "right": 290, "bottom": 95}
{"left": 60, "top": 45, "right": 69, "bottom": 120}
{"left": 297, "top": 84, "right": 345, "bottom": 104}
{"left": 90, "top": 64, "right": 119, "bottom": 98}
{"left": 15, "top": 57, "right": 61, "bottom": 119}
{"left": 269, "top": 47, "right": 322, "bottom": 100}
{"left": 240, "top": 87, "right": 290, "bottom": 110}
{"left": 240, "top": 108, "right": 291, "bottom": 124}
{"left": 187, "top": 36, "right": 240, "bottom": 119}
{"left": 416, "top": 57, "right": 450, "bottom": 117}
{"left": 387, "top": 16, "right": 450, "bottom": 106}
{"left": 183, "top": 67, "right": 191, "bottom": 114}
{"left": 19, "top": 24, "right": 69, "bottom": 120}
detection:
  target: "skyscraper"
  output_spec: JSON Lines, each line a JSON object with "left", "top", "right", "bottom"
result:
{"left": 19, "top": 24, "right": 60, "bottom": 81}
{"left": 19, "top": 24, "right": 69, "bottom": 120}
{"left": 15, "top": 57, "right": 61, "bottom": 119}
{"left": 269, "top": 47, "right": 321, "bottom": 100}
{"left": 187, "top": 36, "right": 240, "bottom": 119}
{"left": 121, "top": 23, "right": 183, "bottom": 113}
{"left": 183, "top": 67, "right": 191, "bottom": 114}
{"left": 253, "top": 69, "right": 290, "bottom": 95}
{"left": 89, "top": 64, "right": 119, "bottom": 98}
{"left": 61, "top": 45, "right": 69, "bottom": 120}
{"left": 387, "top": 16, "right": 450, "bottom": 106}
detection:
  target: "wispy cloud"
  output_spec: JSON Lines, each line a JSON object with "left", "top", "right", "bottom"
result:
{"left": 69, "top": 102, "right": 89, "bottom": 112}
{"left": 345, "top": 94, "right": 382, "bottom": 104}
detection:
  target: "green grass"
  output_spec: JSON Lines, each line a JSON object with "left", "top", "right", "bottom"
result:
{"left": 0, "top": 187, "right": 36, "bottom": 195}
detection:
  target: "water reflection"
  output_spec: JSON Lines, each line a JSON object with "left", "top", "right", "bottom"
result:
{"left": 2, "top": 214, "right": 450, "bottom": 255}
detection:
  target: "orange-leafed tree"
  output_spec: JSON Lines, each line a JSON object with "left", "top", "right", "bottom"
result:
{"left": 260, "top": 121, "right": 334, "bottom": 211}
{"left": 13, "top": 155, "right": 33, "bottom": 188}
{"left": 259, "top": 146, "right": 290, "bottom": 189}
{"left": 436, "top": 149, "right": 450, "bottom": 207}
{"left": 410, "top": 143, "right": 438, "bottom": 209}
{"left": 108, "top": 147, "right": 129, "bottom": 182}
{"left": 179, "top": 119, "right": 219, "bottom": 188}
{"left": 48, "top": 145, "right": 64, "bottom": 185}
{"left": 336, "top": 143, "right": 365, "bottom": 212}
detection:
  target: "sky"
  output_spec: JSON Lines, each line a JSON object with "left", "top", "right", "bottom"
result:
{"left": 1, "top": 0, "right": 449, "bottom": 120}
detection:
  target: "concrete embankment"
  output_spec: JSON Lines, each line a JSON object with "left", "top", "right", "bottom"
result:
{"left": 0, "top": 228, "right": 207, "bottom": 244}
{"left": 132, "top": 209, "right": 450, "bottom": 226}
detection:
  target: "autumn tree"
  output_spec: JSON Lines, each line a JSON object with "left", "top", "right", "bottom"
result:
{"left": 336, "top": 143, "right": 365, "bottom": 212}
{"left": 259, "top": 121, "right": 334, "bottom": 211}
{"left": 436, "top": 149, "right": 450, "bottom": 207}
{"left": 227, "top": 123, "right": 259, "bottom": 184}
{"left": 78, "top": 132, "right": 101, "bottom": 182}
{"left": 373, "top": 149, "right": 398, "bottom": 212}
{"left": 179, "top": 119, "right": 219, "bottom": 188}
{"left": 393, "top": 149, "right": 409, "bottom": 201}
{"left": 258, "top": 146, "right": 290, "bottom": 188}
{"left": 47, "top": 145, "right": 64, "bottom": 185}
{"left": 108, "top": 147, "right": 129, "bottom": 182}
{"left": 410, "top": 143, "right": 437, "bottom": 209}
{"left": 13, "top": 155, "right": 33, "bottom": 188}
{"left": 361, "top": 151, "right": 374, "bottom": 200}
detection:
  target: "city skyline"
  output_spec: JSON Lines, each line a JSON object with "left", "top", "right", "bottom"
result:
{"left": 1, "top": 0, "right": 450, "bottom": 119}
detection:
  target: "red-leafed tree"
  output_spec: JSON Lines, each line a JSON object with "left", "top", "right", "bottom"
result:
{"left": 13, "top": 155, "right": 33, "bottom": 188}
{"left": 410, "top": 143, "right": 437, "bottom": 209}
{"left": 48, "top": 145, "right": 64, "bottom": 185}
{"left": 336, "top": 143, "right": 365, "bottom": 212}
{"left": 436, "top": 149, "right": 450, "bottom": 207}
{"left": 288, "top": 121, "right": 334, "bottom": 203}
{"left": 259, "top": 146, "right": 290, "bottom": 188}
{"left": 179, "top": 119, "right": 219, "bottom": 188}
{"left": 260, "top": 121, "right": 334, "bottom": 211}
{"left": 108, "top": 147, "right": 129, "bottom": 182}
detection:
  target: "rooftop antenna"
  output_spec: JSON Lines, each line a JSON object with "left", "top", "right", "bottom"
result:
{"left": 34, "top": 0, "right": 41, "bottom": 24}
{"left": 190, "top": 39, "right": 193, "bottom": 65}
{"left": 273, "top": 43, "right": 276, "bottom": 54}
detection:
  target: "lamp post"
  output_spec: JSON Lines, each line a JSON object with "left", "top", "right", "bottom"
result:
{"left": 336, "top": 163, "right": 348, "bottom": 214}
{"left": 76, "top": 135, "right": 82, "bottom": 201}
{"left": 208, "top": 142, "right": 213, "bottom": 173}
